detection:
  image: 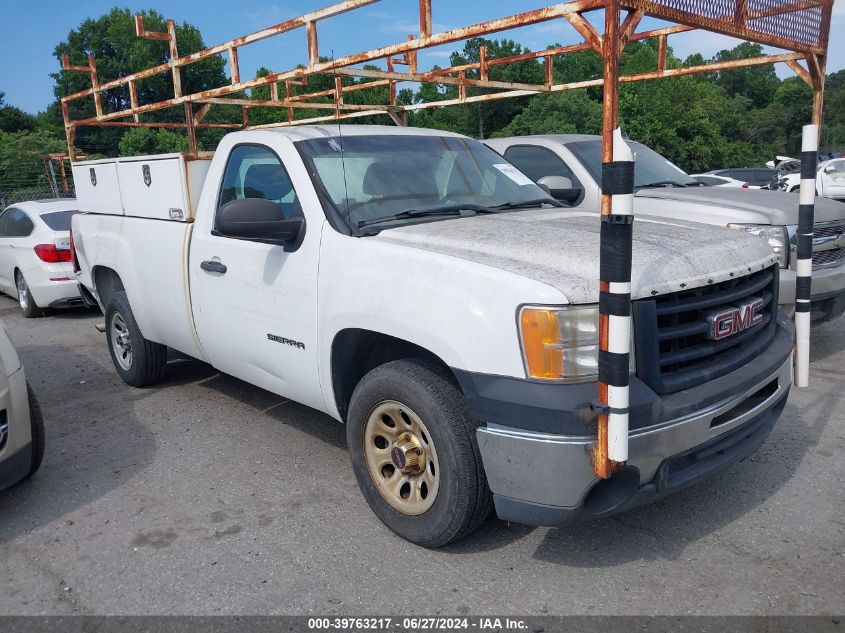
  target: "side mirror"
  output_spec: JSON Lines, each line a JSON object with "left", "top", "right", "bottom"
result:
{"left": 537, "top": 175, "right": 583, "bottom": 204}
{"left": 216, "top": 198, "right": 304, "bottom": 246}
{"left": 823, "top": 165, "right": 834, "bottom": 174}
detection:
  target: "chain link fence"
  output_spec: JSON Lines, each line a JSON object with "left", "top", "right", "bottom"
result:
{"left": 0, "top": 188, "right": 75, "bottom": 211}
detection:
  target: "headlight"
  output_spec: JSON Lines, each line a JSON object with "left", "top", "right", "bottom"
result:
{"left": 727, "top": 224, "right": 789, "bottom": 268}
{"left": 518, "top": 305, "right": 634, "bottom": 381}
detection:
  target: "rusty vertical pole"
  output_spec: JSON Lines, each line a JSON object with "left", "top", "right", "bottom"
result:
{"left": 285, "top": 80, "right": 294, "bottom": 123}
{"left": 595, "top": 0, "right": 633, "bottom": 479}
{"left": 657, "top": 34, "right": 667, "bottom": 72}
{"left": 306, "top": 21, "right": 319, "bottom": 66}
{"left": 419, "top": 0, "right": 432, "bottom": 38}
{"left": 58, "top": 158, "right": 69, "bottom": 194}
{"left": 184, "top": 102, "right": 197, "bottom": 155}
{"left": 167, "top": 20, "right": 182, "bottom": 98}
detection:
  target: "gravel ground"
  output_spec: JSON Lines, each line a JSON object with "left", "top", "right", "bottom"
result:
{"left": 0, "top": 295, "right": 843, "bottom": 616}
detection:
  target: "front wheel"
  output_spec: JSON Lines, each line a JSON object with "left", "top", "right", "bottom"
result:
{"left": 346, "top": 359, "right": 491, "bottom": 547}
{"left": 15, "top": 271, "right": 40, "bottom": 318}
{"left": 105, "top": 291, "right": 168, "bottom": 387}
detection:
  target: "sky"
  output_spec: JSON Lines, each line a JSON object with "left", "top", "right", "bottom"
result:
{"left": 1, "top": 0, "right": 843, "bottom": 114}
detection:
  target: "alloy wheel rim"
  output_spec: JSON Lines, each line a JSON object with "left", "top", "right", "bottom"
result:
{"left": 110, "top": 313, "right": 133, "bottom": 371}
{"left": 362, "top": 400, "right": 440, "bottom": 516}
{"left": 16, "top": 274, "right": 28, "bottom": 311}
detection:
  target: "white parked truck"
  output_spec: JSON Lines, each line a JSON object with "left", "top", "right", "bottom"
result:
{"left": 71, "top": 126, "right": 793, "bottom": 546}
{"left": 772, "top": 156, "right": 845, "bottom": 201}
{"left": 485, "top": 134, "right": 845, "bottom": 323}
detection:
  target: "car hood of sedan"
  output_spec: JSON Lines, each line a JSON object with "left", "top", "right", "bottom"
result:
{"left": 634, "top": 186, "right": 845, "bottom": 225}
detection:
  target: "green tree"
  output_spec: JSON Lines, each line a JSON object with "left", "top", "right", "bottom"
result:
{"left": 52, "top": 8, "right": 228, "bottom": 156}
{"left": 750, "top": 77, "right": 812, "bottom": 156}
{"left": 497, "top": 90, "right": 602, "bottom": 136}
{"left": 413, "top": 38, "right": 545, "bottom": 138}
{"left": 118, "top": 127, "right": 188, "bottom": 156}
{"left": 711, "top": 42, "right": 779, "bottom": 109}
{"left": 0, "top": 91, "right": 37, "bottom": 133}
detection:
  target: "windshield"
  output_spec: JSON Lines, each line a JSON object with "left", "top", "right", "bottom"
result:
{"left": 566, "top": 139, "right": 700, "bottom": 189}
{"left": 296, "top": 134, "right": 554, "bottom": 230}
{"left": 40, "top": 209, "right": 77, "bottom": 231}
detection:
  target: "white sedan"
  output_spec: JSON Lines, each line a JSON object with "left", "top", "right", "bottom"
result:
{"left": 0, "top": 318, "right": 44, "bottom": 489}
{"left": 0, "top": 199, "right": 82, "bottom": 317}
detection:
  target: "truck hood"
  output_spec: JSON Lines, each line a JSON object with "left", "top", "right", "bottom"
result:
{"left": 634, "top": 187, "right": 845, "bottom": 225}
{"left": 373, "top": 210, "right": 777, "bottom": 303}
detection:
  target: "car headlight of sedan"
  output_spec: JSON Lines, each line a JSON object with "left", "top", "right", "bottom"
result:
{"left": 518, "top": 305, "right": 634, "bottom": 381}
{"left": 727, "top": 224, "right": 789, "bottom": 268}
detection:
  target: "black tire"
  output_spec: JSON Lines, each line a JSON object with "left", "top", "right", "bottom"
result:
{"left": 15, "top": 271, "right": 41, "bottom": 318}
{"left": 105, "top": 291, "right": 168, "bottom": 387}
{"left": 25, "top": 382, "right": 45, "bottom": 478}
{"left": 346, "top": 359, "right": 492, "bottom": 547}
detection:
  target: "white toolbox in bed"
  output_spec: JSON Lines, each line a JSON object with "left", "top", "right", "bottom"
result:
{"left": 72, "top": 153, "right": 211, "bottom": 221}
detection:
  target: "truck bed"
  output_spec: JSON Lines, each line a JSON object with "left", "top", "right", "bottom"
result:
{"left": 73, "top": 213, "right": 206, "bottom": 361}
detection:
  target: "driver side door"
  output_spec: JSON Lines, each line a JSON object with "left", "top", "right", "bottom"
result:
{"left": 189, "top": 143, "right": 325, "bottom": 412}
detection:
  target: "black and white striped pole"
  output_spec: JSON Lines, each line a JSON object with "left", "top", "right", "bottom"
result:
{"left": 794, "top": 123, "right": 817, "bottom": 387}
{"left": 596, "top": 127, "right": 635, "bottom": 478}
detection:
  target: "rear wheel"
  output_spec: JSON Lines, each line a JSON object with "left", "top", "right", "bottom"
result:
{"left": 105, "top": 291, "right": 168, "bottom": 387}
{"left": 15, "top": 271, "right": 40, "bottom": 318}
{"left": 25, "top": 382, "right": 45, "bottom": 478}
{"left": 347, "top": 359, "right": 491, "bottom": 547}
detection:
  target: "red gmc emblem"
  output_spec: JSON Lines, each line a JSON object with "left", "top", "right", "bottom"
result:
{"left": 705, "top": 297, "right": 764, "bottom": 340}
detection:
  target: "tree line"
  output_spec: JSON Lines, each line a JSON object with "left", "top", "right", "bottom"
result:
{"left": 2, "top": 8, "right": 844, "bottom": 197}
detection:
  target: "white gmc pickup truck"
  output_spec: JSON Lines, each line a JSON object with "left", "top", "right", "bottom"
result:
{"left": 71, "top": 126, "right": 793, "bottom": 546}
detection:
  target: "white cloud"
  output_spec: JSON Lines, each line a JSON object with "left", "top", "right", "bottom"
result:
{"left": 421, "top": 50, "right": 454, "bottom": 60}
{"left": 245, "top": 5, "right": 287, "bottom": 27}
{"left": 380, "top": 19, "right": 452, "bottom": 35}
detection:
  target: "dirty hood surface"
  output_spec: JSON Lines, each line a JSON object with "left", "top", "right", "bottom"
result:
{"left": 374, "top": 209, "right": 777, "bottom": 303}
{"left": 635, "top": 186, "right": 845, "bottom": 224}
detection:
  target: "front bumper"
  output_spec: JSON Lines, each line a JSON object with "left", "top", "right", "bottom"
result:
{"left": 458, "top": 315, "right": 794, "bottom": 526}
{"left": 779, "top": 264, "right": 845, "bottom": 322}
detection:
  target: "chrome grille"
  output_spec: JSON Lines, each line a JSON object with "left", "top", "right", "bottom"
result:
{"left": 813, "top": 248, "right": 845, "bottom": 268}
{"left": 633, "top": 267, "right": 779, "bottom": 394}
{"left": 811, "top": 221, "right": 845, "bottom": 270}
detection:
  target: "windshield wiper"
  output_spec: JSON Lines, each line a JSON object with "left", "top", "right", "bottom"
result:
{"left": 357, "top": 204, "right": 498, "bottom": 229}
{"left": 491, "top": 198, "right": 565, "bottom": 209}
{"left": 637, "top": 180, "right": 690, "bottom": 189}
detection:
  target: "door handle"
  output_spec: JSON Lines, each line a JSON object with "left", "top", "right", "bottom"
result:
{"left": 200, "top": 260, "right": 227, "bottom": 274}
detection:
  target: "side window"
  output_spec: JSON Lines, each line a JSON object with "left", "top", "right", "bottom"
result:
{"left": 503, "top": 145, "right": 582, "bottom": 188}
{"left": 0, "top": 209, "right": 11, "bottom": 237}
{"left": 4, "top": 208, "right": 35, "bottom": 238}
{"left": 695, "top": 176, "right": 725, "bottom": 186}
{"left": 829, "top": 160, "right": 845, "bottom": 174}
{"left": 755, "top": 169, "right": 775, "bottom": 183}
{"left": 217, "top": 145, "right": 303, "bottom": 228}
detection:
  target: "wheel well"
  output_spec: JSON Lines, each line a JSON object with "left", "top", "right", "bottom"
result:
{"left": 92, "top": 267, "right": 125, "bottom": 308}
{"left": 331, "top": 329, "right": 458, "bottom": 421}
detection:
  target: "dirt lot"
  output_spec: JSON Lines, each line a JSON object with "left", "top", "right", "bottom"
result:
{"left": 0, "top": 295, "right": 843, "bottom": 616}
